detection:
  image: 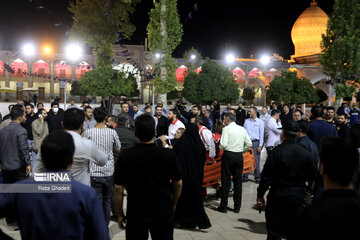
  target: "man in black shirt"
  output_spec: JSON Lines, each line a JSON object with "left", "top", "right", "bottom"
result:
{"left": 155, "top": 105, "right": 169, "bottom": 137}
{"left": 326, "top": 106, "right": 337, "bottom": 127}
{"left": 47, "top": 102, "right": 64, "bottom": 132}
{"left": 336, "top": 113, "right": 351, "bottom": 142}
{"left": 235, "top": 102, "right": 247, "bottom": 126}
{"left": 114, "top": 114, "right": 182, "bottom": 240}
{"left": 24, "top": 104, "right": 38, "bottom": 166}
{"left": 280, "top": 105, "right": 292, "bottom": 125}
{"left": 178, "top": 104, "right": 210, "bottom": 130}
{"left": 257, "top": 120, "right": 316, "bottom": 240}
{"left": 212, "top": 99, "right": 220, "bottom": 121}
{"left": 295, "top": 137, "right": 360, "bottom": 240}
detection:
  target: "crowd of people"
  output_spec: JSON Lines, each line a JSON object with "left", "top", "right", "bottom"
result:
{"left": 0, "top": 97, "right": 358, "bottom": 239}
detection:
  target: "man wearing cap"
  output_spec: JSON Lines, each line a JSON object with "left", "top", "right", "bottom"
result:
{"left": 257, "top": 120, "right": 317, "bottom": 240}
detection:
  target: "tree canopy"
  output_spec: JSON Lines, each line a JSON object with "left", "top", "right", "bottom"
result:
{"left": 147, "top": 0, "right": 182, "bottom": 94}
{"left": 182, "top": 59, "right": 239, "bottom": 103}
{"left": 78, "top": 65, "right": 136, "bottom": 113}
{"left": 321, "top": 0, "right": 360, "bottom": 81}
{"left": 79, "top": 65, "right": 134, "bottom": 97}
{"left": 69, "top": 0, "right": 139, "bottom": 66}
{"left": 70, "top": 81, "right": 85, "bottom": 96}
{"left": 242, "top": 87, "right": 256, "bottom": 101}
{"left": 334, "top": 83, "right": 356, "bottom": 100}
{"left": 267, "top": 71, "right": 319, "bottom": 104}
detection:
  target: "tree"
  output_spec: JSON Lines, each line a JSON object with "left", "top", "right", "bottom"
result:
{"left": 70, "top": 81, "right": 85, "bottom": 96}
{"left": 335, "top": 84, "right": 356, "bottom": 101}
{"left": 356, "top": 90, "right": 360, "bottom": 103}
{"left": 321, "top": 0, "right": 360, "bottom": 82}
{"left": 267, "top": 71, "right": 319, "bottom": 104}
{"left": 182, "top": 59, "right": 239, "bottom": 103}
{"left": 69, "top": 0, "right": 139, "bottom": 67}
{"left": 79, "top": 65, "right": 134, "bottom": 113}
{"left": 242, "top": 87, "right": 256, "bottom": 103}
{"left": 147, "top": 0, "right": 183, "bottom": 102}
{"left": 128, "top": 74, "right": 140, "bottom": 98}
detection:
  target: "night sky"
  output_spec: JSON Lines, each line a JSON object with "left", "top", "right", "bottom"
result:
{"left": 0, "top": 0, "right": 334, "bottom": 60}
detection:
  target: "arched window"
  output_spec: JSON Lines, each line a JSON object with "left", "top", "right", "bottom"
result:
{"left": 10, "top": 59, "right": 28, "bottom": 77}
{"left": 76, "top": 61, "right": 92, "bottom": 80}
{"left": 32, "top": 60, "right": 50, "bottom": 78}
{"left": 54, "top": 61, "right": 72, "bottom": 80}
{"left": 0, "top": 61, "right": 4, "bottom": 76}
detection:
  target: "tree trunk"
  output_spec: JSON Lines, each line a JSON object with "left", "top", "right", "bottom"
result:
{"left": 158, "top": 0, "right": 168, "bottom": 106}
{"left": 158, "top": 93, "right": 167, "bottom": 105}
{"left": 106, "top": 97, "right": 114, "bottom": 115}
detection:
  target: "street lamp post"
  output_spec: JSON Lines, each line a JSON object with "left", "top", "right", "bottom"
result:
{"left": 43, "top": 46, "right": 55, "bottom": 100}
{"left": 152, "top": 53, "right": 162, "bottom": 112}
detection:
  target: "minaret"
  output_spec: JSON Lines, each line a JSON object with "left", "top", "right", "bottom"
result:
{"left": 311, "top": 0, "right": 317, "bottom": 6}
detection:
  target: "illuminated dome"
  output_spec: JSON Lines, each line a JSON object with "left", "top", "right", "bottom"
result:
{"left": 291, "top": 1, "right": 329, "bottom": 57}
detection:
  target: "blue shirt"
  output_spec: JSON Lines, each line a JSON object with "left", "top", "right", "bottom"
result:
{"left": 308, "top": 120, "right": 338, "bottom": 147}
{"left": 244, "top": 117, "right": 265, "bottom": 147}
{"left": 134, "top": 110, "right": 143, "bottom": 120}
{"left": 0, "top": 173, "right": 109, "bottom": 240}
{"left": 350, "top": 109, "right": 360, "bottom": 125}
{"left": 259, "top": 113, "right": 271, "bottom": 125}
{"left": 208, "top": 118, "right": 214, "bottom": 132}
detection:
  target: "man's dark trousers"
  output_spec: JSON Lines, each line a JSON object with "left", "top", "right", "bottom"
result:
{"left": 126, "top": 221, "right": 174, "bottom": 240}
{"left": 2, "top": 168, "right": 27, "bottom": 225}
{"left": 91, "top": 176, "right": 113, "bottom": 225}
{"left": 220, "top": 151, "right": 243, "bottom": 209}
{"left": 265, "top": 187, "right": 305, "bottom": 240}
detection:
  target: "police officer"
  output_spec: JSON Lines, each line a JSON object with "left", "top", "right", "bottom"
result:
{"left": 256, "top": 120, "right": 317, "bottom": 240}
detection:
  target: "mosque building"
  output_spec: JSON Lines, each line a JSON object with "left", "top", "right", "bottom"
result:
{"left": 0, "top": 0, "right": 332, "bottom": 105}
{"left": 289, "top": 0, "right": 333, "bottom": 104}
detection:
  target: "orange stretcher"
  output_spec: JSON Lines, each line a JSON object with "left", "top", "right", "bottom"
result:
{"left": 202, "top": 148, "right": 256, "bottom": 188}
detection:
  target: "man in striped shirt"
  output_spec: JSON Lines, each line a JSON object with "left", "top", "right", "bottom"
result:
{"left": 84, "top": 107, "right": 121, "bottom": 225}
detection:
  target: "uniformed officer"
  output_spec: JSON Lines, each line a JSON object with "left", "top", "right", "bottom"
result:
{"left": 256, "top": 120, "right": 317, "bottom": 240}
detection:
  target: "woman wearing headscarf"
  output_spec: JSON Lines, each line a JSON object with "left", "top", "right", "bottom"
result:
{"left": 173, "top": 123, "right": 211, "bottom": 229}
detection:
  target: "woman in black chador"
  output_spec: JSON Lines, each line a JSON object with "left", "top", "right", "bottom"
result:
{"left": 173, "top": 123, "right": 211, "bottom": 229}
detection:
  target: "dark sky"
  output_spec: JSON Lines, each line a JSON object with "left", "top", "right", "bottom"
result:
{"left": 0, "top": 0, "right": 334, "bottom": 60}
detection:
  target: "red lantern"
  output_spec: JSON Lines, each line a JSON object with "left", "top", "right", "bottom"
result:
{"left": 176, "top": 65, "right": 188, "bottom": 82}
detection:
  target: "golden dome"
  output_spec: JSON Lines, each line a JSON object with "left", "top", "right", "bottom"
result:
{"left": 291, "top": 1, "right": 329, "bottom": 57}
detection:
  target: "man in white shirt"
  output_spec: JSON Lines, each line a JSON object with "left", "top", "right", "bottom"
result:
{"left": 194, "top": 116, "right": 216, "bottom": 158}
{"left": 34, "top": 108, "right": 107, "bottom": 186}
{"left": 218, "top": 113, "right": 252, "bottom": 214}
{"left": 265, "top": 109, "right": 282, "bottom": 153}
{"left": 167, "top": 109, "right": 185, "bottom": 139}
